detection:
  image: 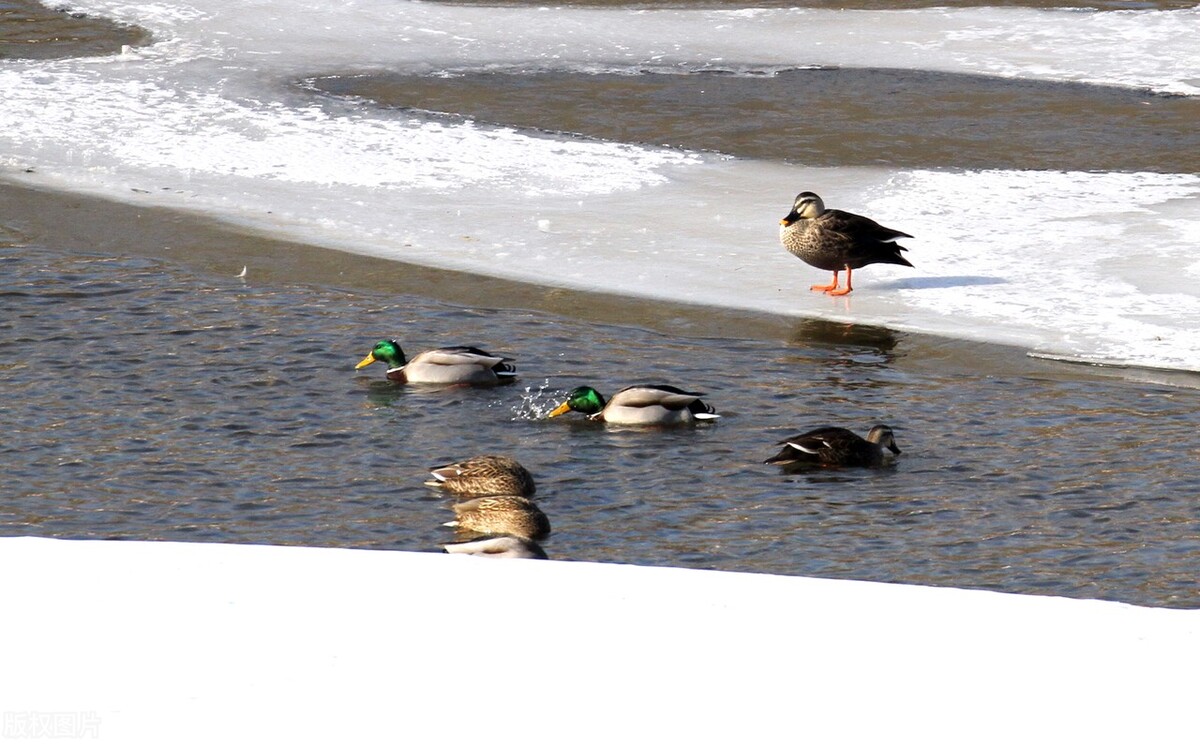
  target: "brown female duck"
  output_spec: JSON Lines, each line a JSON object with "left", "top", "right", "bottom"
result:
{"left": 424, "top": 455, "right": 536, "bottom": 498}
{"left": 445, "top": 495, "right": 551, "bottom": 541}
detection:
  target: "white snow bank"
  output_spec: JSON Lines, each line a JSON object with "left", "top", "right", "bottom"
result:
{"left": 2, "top": 537, "right": 1197, "bottom": 743}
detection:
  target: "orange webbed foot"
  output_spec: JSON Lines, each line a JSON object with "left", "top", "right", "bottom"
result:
{"left": 824, "top": 267, "right": 854, "bottom": 296}
{"left": 809, "top": 271, "right": 840, "bottom": 293}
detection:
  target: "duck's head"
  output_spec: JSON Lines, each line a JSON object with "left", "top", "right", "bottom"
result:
{"left": 547, "top": 386, "right": 606, "bottom": 417}
{"left": 780, "top": 191, "right": 825, "bottom": 226}
{"left": 355, "top": 339, "right": 407, "bottom": 370}
{"left": 867, "top": 424, "right": 901, "bottom": 455}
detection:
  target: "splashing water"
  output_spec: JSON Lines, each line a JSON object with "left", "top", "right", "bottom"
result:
{"left": 512, "top": 380, "right": 556, "bottom": 420}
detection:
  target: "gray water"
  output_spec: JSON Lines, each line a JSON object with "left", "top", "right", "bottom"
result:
{"left": 306, "top": 68, "right": 1200, "bottom": 173}
{"left": 0, "top": 0, "right": 147, "bottom": 60}
{"left": 3, "top": 0, "right": 1200, "bottom": 609}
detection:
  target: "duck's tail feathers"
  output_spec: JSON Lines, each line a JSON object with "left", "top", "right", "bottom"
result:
{"left": 886, "top": 243, "right": 914, "bottom": 267}
{"left": 689, "top": 399, "right": 720, "bottom": 419}
{"left": 493, "top": 362, "right": 519, "bottom": 378}
{"left": 764, "top": 450, "right": 806, "bottom": 466}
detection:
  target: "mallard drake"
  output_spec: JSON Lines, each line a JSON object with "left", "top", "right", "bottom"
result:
{"left": 443, "top": 534, "right": 548, "bottom": 559}
{"left": 424, "top": 455, "right": 536, "bottom": 498}
{"left": 765, "top": 424, "right": 901, "bottom": 468}
{"left": 445, "top": 495, "right": 551, "bottom": 541}
{"left": 779, "top": 191, "right": 913, "bottom": 296}
{"left": 547, "top": 384, "right": 719, "bottom": 426}
{"left": 354, "top": 339, "right": 516, "bottom": 385}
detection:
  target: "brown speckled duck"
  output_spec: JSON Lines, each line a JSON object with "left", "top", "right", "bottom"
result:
{"left": 765, "top": 424, "right": 901, "bottom": 468}
{"left": 779, "top": 192, "right": 913, "bottom": 296}
{"left": 424, "top": 455, "right": 536, "bottom": 498}
{"left": 445, "top": 495, "right": 551, "bottom": 541}
{"left": 354, "top": 339, "right": 516, "bottom": 385}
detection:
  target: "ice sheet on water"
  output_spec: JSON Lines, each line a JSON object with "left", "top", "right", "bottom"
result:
{"left": 3, "top": 0, "right": 1200, "bottom": 370}
{"left": 41, "top": 0, "right": 1200, "bottom": 93}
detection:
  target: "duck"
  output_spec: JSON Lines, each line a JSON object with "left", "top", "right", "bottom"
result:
{"left": 779, "top": 191, "right": 913, "bottom": 296}
{"left": 765, "top": 424, "right": 901, "bottom": 468}
{"left": 547, "top": 384, "right": 719, "bottom": 426}
{"left": 445, "top": 495, "right": 552, "bottom": 541}
{"left": 424, "top": 455, "right": 536, "bottom": 498}
{"left": 443, "top": 535, "right": 548, "bottom": 560}
{"left": 354, "top": 339, "right": 516, "bottom": 385}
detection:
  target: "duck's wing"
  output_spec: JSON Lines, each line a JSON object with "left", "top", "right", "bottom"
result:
{"left": 430, "top": 454, "right": 468, "bottom": 474}
{"left": 824, "top": 209, "right": 912, "bottom": 242}
{"left": 778, "top": 426, "right": 858, "bottom": 454}
{"left": 430, "top": 455, "right": 506, "bottom": 477}
{"left": 765, "top": 428, "right": 841, "bottom": 465}
{"left": 611, "top": 384, "right": 706, "bottom": 410}
{"left": 821, "top": 211, "right": 913, "bottom": 268}
{"left": 778, "top": 435, "right": 827, "bottom": 455}
{"left": 414, "top": 346, "right": 511, "bottom": 368}
{"left": 427, "top": 459, "right": 473, "bottom": 485}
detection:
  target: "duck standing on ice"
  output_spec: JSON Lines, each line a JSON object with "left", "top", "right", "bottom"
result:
{"left": 779, "top": 191, "right": 913, "bottom": 296}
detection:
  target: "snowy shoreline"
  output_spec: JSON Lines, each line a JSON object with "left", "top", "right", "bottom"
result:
{"left": 4, "top": 536, "right": 1197, "bottom": 743}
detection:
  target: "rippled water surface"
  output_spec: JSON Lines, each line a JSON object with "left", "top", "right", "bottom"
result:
{"left": 4, "top": 242, "right": 1199, "bottom": 608}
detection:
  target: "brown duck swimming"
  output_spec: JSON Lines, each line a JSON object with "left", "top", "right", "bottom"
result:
{"left": 425, "top": 455, "right": 536, "bottom": 498}
{"left": 765, "top": 425, "right": 901, "bottom": 468}
{"left": 779, "top": 192, "right": 913, "bottom": 296}
{"left": 445, "top": 495, "right": 551, "bottom": 541}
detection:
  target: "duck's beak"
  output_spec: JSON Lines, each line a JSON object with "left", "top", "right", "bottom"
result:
{"left": 780, "top": 216, "right": 793, "bottom": 227}
{"left": 547, "top": 401, "right": 572, "bottom": 418}
{"left": 888, "top": 442, "right": 902, "bottom": 455}
{"left": 355, "top": 352, "right": 377, "bottom": 370}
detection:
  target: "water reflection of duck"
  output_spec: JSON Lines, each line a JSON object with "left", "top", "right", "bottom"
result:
{"left": 354, "top": 339, "right": 516, "bottom": 385}
{"left": 779, "top": 192, "right": 912, "bottom": 296}
{"left": 547, "top": 385, "right": 719, "bottom": 425}
{"left": 765, "top": 425, "right": 901, "bottom": 468}
{"left": 425, "top": 455, "right": 536, "bottom": 498}
{"left": 445, "top": 496, "right": 551, "bottom": 541}
{"left": 788, "top": 317, "right": 900, "bottom": 356}
{"left": 443, "top": 535, "right": 548, "bottom": 560}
